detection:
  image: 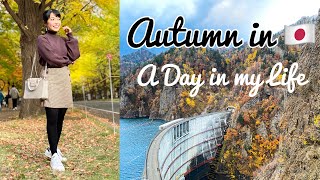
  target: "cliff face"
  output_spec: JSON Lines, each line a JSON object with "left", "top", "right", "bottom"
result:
{"left": 254, "top": 16, "right": 320, "bottom": 180}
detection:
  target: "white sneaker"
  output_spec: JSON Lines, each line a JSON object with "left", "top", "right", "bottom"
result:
{"left": 50, "top": 153, "right": 65, "bottom": 172}
{"left": 45, "top": 148, "right": 67, "bottom": 162}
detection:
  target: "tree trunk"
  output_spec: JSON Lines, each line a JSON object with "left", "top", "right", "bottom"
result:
{"left": 15, "top": 0, "right": 44, "bottom": 118}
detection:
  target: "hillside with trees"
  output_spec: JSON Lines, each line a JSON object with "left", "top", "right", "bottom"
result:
{"left": 120, "top": 48, "right": 155, "bottom": 78}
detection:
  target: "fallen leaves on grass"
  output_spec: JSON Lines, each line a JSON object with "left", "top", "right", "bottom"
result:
{"left": 0, "top": 109, "right": 119, "bottom": 179}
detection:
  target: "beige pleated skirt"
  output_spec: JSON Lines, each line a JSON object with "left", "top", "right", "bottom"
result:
{"left": 41, "top": 66, "right": 73, "bottom": 108}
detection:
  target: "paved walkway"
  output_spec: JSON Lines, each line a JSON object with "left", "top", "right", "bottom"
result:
{"left": 143, "top": 123, "right": 175, "bottom": 180}
{"left": 74, "top": 100, "right": 120, "bottom": 112}
{"left": 143, "top": 129, "right": 164, "bottom": 180}
{"left": 0, "top": 107, "right": 19, "bottom": 121}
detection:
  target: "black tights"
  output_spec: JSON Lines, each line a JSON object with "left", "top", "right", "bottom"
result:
{"left": 45, "top": 107, "right": 67, "bottom": 154}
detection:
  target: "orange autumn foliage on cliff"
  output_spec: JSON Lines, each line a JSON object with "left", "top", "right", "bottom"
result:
{"left": 247, "top": 135, "right": 279, "bottom": 169}
{"left": 222, "top": 95, "right": 281, "bottom": 176}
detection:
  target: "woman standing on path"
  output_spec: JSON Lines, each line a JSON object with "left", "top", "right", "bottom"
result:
{"left": 37, "top": 9, "right": 80, "bottom": 172}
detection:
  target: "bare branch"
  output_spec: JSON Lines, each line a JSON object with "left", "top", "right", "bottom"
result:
{"left": 39, "top": 0, "right": 46, "bottom": 10}
{"left": 1, "top": 0, "right": 33, "bottom": 39}
{"left": 80, "top": 0, "right": 92, "bottom": 11}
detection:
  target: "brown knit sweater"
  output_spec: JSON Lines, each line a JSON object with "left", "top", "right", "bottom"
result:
{"left": 37, "top": 31, "right": 80, "bottom": 68}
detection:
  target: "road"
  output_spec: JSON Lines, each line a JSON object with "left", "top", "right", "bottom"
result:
{"left": 0, "top": 108, "right": 19, "bottom": 121}
{"left": 74, "top": 100, "right": 120, "bottom": 124}
{"left": 0, "top": 100, "right": 120, "bottom": 123}
{"left": 74, "top": 100, "right": 120, "bottom": 113}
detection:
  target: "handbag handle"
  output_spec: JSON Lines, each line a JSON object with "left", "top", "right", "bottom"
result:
{"left": 30, "top": 51, "right": 47, "bottom": 79}
{"left": 27, "top": 78, "right": 40, "bottom": 91}
{"left": 30, "top": 51, "right": 37, "bottom": 78}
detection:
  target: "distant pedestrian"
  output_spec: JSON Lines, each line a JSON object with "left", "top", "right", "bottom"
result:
{"left": 5, "top": 94, "right": 10, "bottom": 107}
{"left": 0, "top": 90, "right": 4, "bottom": 112}
{"left": 9, "top": 85, "right": 19, "bottom": 110}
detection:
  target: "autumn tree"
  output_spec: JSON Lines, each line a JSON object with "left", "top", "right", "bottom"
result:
{"left": 0, "top": 7, "right": 21, "bottom": 92}
{"left": 0, "top": 0, "right": 53, "bottom": 118}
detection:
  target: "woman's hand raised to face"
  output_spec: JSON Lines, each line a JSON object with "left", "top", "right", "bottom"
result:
{"left": 62, "top": 26, "right": 72, "bottom": 34}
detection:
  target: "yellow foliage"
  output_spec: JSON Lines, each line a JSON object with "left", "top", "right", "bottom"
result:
{"left": 276, "top": 74, "right": 282, "bottom": 81}
{"left": 314, "top": 114, "right": 320, "bottom": 128}
{"left": 178, "top": 99, "right": 185, "bottom": 108}
{"left": 33, "top": 0, "right": 41, "bottom": 4}
{"left": 207, "top": 95, "right": 215, "bottom": 104}
{"left": 224, "top": 150, "right": 230, "bottom": 159}
{"left": 247, "top": 135, "right": 279, "bottom": 170}
{"left": 186, "top": 98, "right": 196, "bottom": 108}
{"left": 182, "top": 63, "right": 194, "bottom": 74}
{"left": 182, "top": 63, "right": 188, "bottom": 73}
{"left": 180, "top": 91, "right": 190, "bottom": 97}
{"left": 256, "top": 120, "right": 261, "bottom": 126}
{"left": 225, "top": 128, "right": 238, "bottom": 140}
{"left": 249, "top": 110, "right": 258, "bottom": 119}
{"left": 225, "top": 58, "right": 231, "bottom": 64}
{"left": 245, "top": 50, "right": 258, "bottom": 66}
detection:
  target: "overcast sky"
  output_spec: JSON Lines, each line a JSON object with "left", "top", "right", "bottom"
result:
{"left": 121, "top": 0, "right": 320, "bottom": 55}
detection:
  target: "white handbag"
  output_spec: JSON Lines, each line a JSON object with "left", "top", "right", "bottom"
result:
{"left": 23, "top": 52, "right": 48, "bottom": 100}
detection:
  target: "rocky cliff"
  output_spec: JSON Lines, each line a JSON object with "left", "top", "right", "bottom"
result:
{"left": 253, "top": 14, "right": 320, "bottom": 180}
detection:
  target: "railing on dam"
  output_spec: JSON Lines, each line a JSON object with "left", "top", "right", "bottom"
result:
{"left": 144, "top": 111, "right": 231, "bottom": 180}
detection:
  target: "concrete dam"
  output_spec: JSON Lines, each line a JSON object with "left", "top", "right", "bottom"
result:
{"left": 143, "top": 111, "right": 233, "bottom": 180}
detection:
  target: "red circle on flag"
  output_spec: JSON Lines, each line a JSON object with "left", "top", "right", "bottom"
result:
{"left": 294, "top": 28, "right": 305, "bottom": 41}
